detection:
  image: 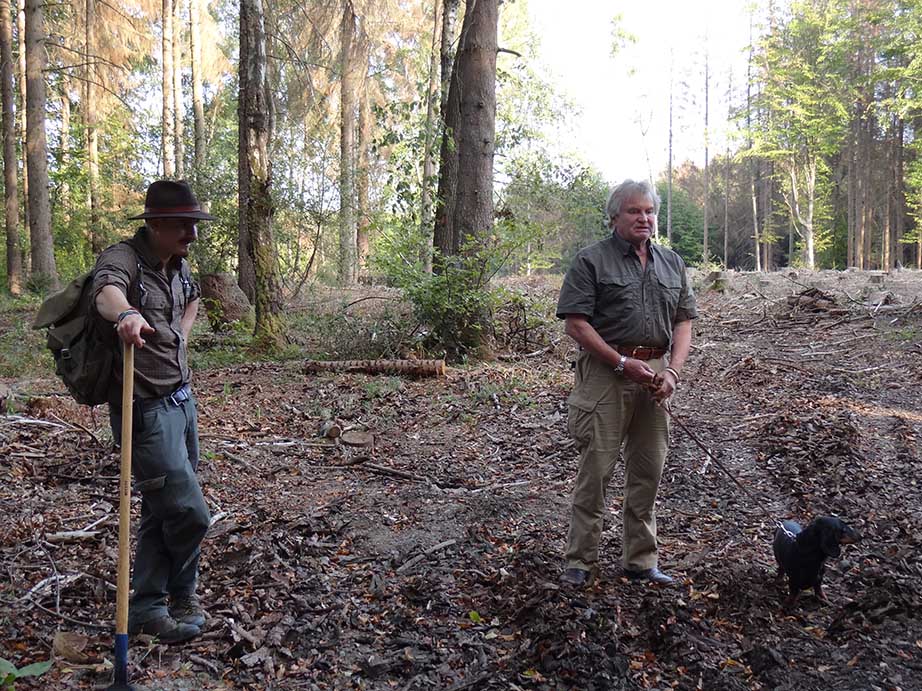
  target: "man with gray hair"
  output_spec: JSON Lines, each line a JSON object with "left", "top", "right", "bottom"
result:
{"left": 556, "top": 178, "right": 697, "bottom": 587}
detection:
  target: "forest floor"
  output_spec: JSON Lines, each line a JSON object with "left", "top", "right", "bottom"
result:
{"left": 1, "top": 268, "right": 922, "bottom": 691}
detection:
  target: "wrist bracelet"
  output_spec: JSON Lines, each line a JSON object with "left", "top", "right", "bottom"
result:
{"left": 117, "top": 309, "right": 140, "bottom": 324}
{"left": 664, "top": 366, "right": 680, "bottom": 383}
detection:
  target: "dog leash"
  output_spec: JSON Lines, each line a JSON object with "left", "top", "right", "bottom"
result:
{"left": 659, "top": 401, "right": 796, "bottom": 539}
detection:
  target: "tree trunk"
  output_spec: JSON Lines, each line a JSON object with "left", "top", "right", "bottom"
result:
{"left": 58, "top": 79, "right": 70, "bottom": 206}
{"left": 0, "top": 0, "right": 20, "bottom": 295}
{"left": 162, "top": 0, "right": 175, "bottom": 177}
{"left": 846, "top": 115, "right": 856, "bottom": 267}
{"left": 356, "top": 54, "right": 371, "bottom": 276}
{"left": 702, "top": 48, "right": 709, "bottom": 264}
{"left": 746, "top": 18, "right": 760, "bottom": 271}
{"left": 420, "top": 0, "right": 441, "bottom": 272}
{"left": 439, "top": 0, "right": 460, "bottom": 120}
{"left": 85, "top": 0, "right": 101, "bottom": 253}
{"left": 240, "top": 0, "right": 283, "bottom": 351}
{"left": 236, "top": 0, "right": 254, "bottom": 301}
{"left": 666, "top": 55, "right": 673, "bottom": 244}
{"left": 894, "top": 118, "right": 904, "bottom": 267}
{"left": 17, "top": 0, "right": 28, "bottom": 276}
{"left": 172, "top": 0, "right": 184, "bottom": 177}
{"left": 338, "top": 1, "right": 357, "bottom": 285}
{"left": 442, "top": 0, "right": 497, "bottom": 256}
{"left": 190, "top": 0, "right": 205, "bottom": 176}
{"left": 24, "top": 0, "right": 56, "bottom": 289}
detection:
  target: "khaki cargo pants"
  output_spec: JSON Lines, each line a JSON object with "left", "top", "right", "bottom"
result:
{"left": 565, "top": 351, "right": 669, "bottom": 573}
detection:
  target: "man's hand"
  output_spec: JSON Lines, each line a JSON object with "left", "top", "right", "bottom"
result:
{"left": 623, "top": 357, "right": 656, "bottom": 385}
{"left": 117, "top": 313, "right": 155, "bottom": 348}
{"left": 649, "top": 370, "right": 677, "bottom": 403}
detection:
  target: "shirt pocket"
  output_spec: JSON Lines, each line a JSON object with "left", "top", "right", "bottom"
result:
{"left": 596, "top": 274, "right": 637, "bottom": 323}
{"left": 654, "top": 273, "right": 682, "bottom": 323}
{"left": 141, "top": 293, "right": 172, "bottom": 330}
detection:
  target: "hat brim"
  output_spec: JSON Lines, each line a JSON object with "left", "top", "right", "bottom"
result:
{"left": 128, "top": 210, "right": 218, "bottom": 221}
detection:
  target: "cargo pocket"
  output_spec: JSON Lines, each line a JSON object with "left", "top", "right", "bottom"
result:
{"left": 567, "top": 393, "right": 597, "bottom": 450}
{"left": 135, "top": 475, "right": 166, "bottom": 494}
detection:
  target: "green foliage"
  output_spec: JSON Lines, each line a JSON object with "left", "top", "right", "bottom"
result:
{"left": 0, "top": 298, "right": 51, "bottom": 377}
{"left": 656, "top": 183, "right": 703, "bottom": 265}
{"left": 500, "top": 151, "right": 610, "bottom": 273}
{"left": 0, "top": 657, "right": 53, "bottom": 690}
{"left": 371, "top": 226, "right": 537, "bottom": 358}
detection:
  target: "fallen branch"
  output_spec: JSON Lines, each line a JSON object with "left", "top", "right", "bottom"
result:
{"left": 304, "top": 359, "right": 446, "bottom": 377}
{"left": 45, "top": 530, "right": 101, "bottom": 544}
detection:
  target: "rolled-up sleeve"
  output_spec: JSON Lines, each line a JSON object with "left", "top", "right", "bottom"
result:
{"left": 556, "top": 253, "right": 597, "bottom": 320}
{"left": 674, "top": 260, "right": 698, "bottom": 322}
{"left": 92, "top": 243, "right": 136, "bottom": 299}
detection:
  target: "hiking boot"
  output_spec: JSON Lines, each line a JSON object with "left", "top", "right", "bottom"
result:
{"left": 170, "top": 594, "right": 206, "bottom": 628}
{"left": 560, "top": 567, "right": 593, "bottom": 588}
{"left": 128, "top": 615, "right": 200, "bottom": 644}
{"left": 623, "top": 567, "right": 674, "bottom": 585}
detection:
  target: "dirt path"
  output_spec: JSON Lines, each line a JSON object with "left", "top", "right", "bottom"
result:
{"left": 1, "top": 270, "right": 921, "bottom": 690}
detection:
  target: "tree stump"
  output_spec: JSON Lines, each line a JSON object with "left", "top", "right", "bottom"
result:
{"left": 200, "top": 273, "right": 255, "bottom": 332}
{"left": 706, "top": 270, "right": 728, "bottom": 292}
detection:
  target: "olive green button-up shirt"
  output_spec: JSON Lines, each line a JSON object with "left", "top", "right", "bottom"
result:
{"left": 92, "top": 227, "right": 201, "bottom": 400}
{"left": 556, "top": 233, "right": 698, "bottom": 349}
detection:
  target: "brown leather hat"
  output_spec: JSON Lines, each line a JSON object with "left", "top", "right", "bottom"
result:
{"left": 127, "top": 179, "right": 217, "bottom": 221}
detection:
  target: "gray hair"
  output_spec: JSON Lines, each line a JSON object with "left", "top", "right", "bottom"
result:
{"left": 605, "top": 179, "right": 661, "bottom": 222}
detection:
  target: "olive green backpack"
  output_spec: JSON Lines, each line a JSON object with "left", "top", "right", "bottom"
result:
{"left": 32, "top": 243, "right": 141, "bottom": 406}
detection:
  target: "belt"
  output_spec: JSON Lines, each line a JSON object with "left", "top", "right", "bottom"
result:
{"left": 135, "top": 383, "right": 193, "bottom": 412}
{"left": 614, "top": 345, "right": 668, "bottom": 360}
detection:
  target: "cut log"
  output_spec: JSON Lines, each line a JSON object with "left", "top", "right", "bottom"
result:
{"left": 341, "top": 430, "right": 374, "bottom": 447}
{"left": 319, "top": 420, "right": 342, "bottom": 439}
{"left": 303, "top": 359, "right": 446, "bottom": 377}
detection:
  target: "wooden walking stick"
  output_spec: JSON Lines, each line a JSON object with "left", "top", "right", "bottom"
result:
{"left": 107, "top": 342, "right": 140, "bottom": 690}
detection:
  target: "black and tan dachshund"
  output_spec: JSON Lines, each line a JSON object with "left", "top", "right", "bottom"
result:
{"left": 773, "top": 516, "right": 861, "bottom": 608}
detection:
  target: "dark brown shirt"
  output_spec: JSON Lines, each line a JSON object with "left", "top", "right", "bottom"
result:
{"left": 556, "top": 233, "right": 698, "bottom": 349}
{"left": 93, "top": 227, "right": 201, "bottom": 400}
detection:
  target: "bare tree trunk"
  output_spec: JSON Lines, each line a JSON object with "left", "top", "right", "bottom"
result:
{"left": 58, "top": 79, "right": 70, "bottom": 206}
{"left": 723, "top": 72, "right": 731, "bottom": 268}
{"left": 747, "top": 17, "right": 760, "bottom": 271}
{"left": 190, "top": 0, "right": 205, "bottom": 177}
{"left": 439, "top": 0, "right": 460, "bottom": 120}
{"left": 162, "top": 0, "right": 175, "bottom": 177}
{"left": 338, "top": 1, "right": 357, "bottom": 285}
{"left": 236, "top": 0, "right": 254, "bottom": 301}
{"left": 24, "top": 0, "right": 56, "bottom": 289}
{"left": 894, "top": 118, "right": 904, "bottom": 267}
{"left": 702, "top": 47, "right": 709, "bottom": 264}
{"left": 240, "top": 0, "right": 283, "bottom": 350}
{"left": 0, "top": 0, "right": 20, "bottom": 294}
{"left": 85, "top": 0, "right": 101, "bottom": 253}
{"left": 434, "top": 0, "right": 498, "bottom": 264}
{"left": 846, "top": 115, "right": 856, "bottom": 267}
{"left": 172, "top": 0, "right": 184, "bottom": 177}
{"left": 862, "top": 115, "right": 872, "bottom": 268}
{"left": 356, "top": 44, "right": 371, "bottom": 276}
{"left": 420, "top": 0, "right": 441, "bottom": 272}
{"left": 666, "top": 53, "right": 673, "bottom": 244}
{"left": 17, "top": 0, "right": 28, "bottom": 275}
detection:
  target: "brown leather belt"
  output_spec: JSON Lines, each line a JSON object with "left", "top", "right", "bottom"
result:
{"left": 615, "top": 345, "right": 668, "bottom": 360}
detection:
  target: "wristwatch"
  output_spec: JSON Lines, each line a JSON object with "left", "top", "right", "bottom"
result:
{"left": 614, "top": 354, "right": 627, "bottom": 373}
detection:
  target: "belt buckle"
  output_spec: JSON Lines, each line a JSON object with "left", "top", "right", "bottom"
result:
{"left": 631, "top": 346, "right": 643, "bottom": 358}
{"left": 169, "top": 392, "right": 181, "bottom": 406}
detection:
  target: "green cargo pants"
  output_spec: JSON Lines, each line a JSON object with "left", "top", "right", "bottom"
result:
{"left": 565, "top": 351, "right": 669, "bottom": 573}
{"left": 110, "top": 393, "right": 210, "bottom": 626}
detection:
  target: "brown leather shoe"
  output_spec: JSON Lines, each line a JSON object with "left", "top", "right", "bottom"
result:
{"left": 128, "top": 615, "right": 201, "bottom": 643}
{"left": 623, "top": 567, "right": 674, "bottom": 585}
{"left": 170, "top": 594, "right": 206, "bottom": 628}
{"left": 560, "top": 567, "right": 593, "bottom": 588}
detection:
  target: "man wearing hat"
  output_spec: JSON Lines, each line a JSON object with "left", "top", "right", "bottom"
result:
{"left": 93, "top": 180, "right": 216, "bottom": 643}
